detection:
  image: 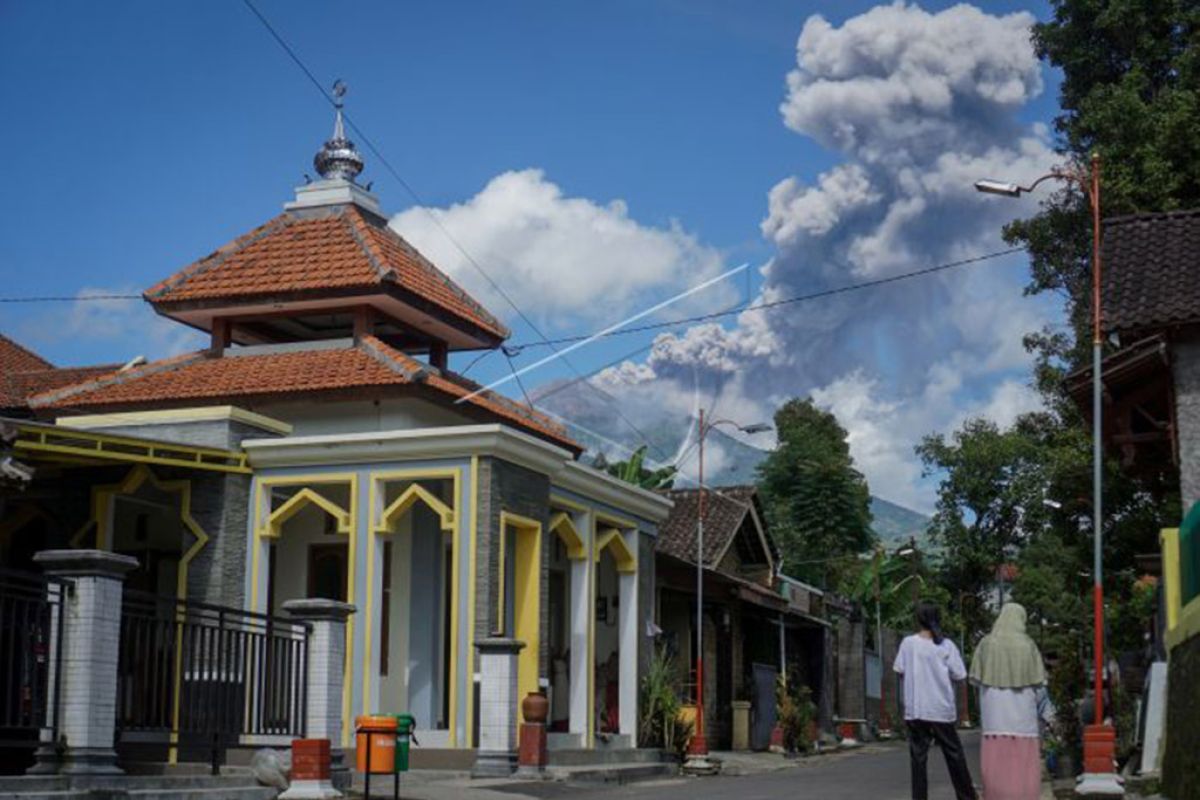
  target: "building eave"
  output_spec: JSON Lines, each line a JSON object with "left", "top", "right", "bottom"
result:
{"left": 555, "top": 460, "right": 673, "bottom": 523}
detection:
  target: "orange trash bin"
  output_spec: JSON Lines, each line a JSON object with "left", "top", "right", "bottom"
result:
{"left": 355, "top": 714, "right": 397, "bottom": 774}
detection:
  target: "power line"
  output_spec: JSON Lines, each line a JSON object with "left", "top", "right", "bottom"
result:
{"left": 0, "top": 294, "right": 139, "bottom": 304}
{"left": 501, "top": 246, "right": 1026, "bottom": 354}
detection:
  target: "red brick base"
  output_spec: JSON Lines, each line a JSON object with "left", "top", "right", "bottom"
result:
{"left": 1082, "top": 724, "right": 1116, "bottom": 774}
{"left": 518, "top": 723, "right": 547, "bottom": 769}
{"left": 291, "top": 738, "right": 331, "bottom": 781}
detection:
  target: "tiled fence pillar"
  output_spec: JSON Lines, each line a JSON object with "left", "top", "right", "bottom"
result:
{"left": 284, "top": 598, "right": 355, "bottom": 791}
{"left": 33, "top": 549, "right": 138, "bottom": 775}
{"left": 472, "top": 637, "right": 524, "bottom": 777}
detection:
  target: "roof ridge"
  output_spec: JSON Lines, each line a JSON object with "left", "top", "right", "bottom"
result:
{"left": 145, "top": 214, "right": 295, "bottom": 300}
{"left": 357, "top": 335, "right": 425, "bottom": 382}
{"left": 341, "top": 208, "right": 393, "bottom": 283}
{"left": 28, "top": 351, "right": 207, "bottom": 407}
{"left": 364, "top": 217, "right": 510, "bottom": 337}
{"left": 0, "top": 333, "right": 54, "bottom": 370}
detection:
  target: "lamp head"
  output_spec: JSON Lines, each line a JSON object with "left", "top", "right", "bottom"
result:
{"left": 974, "top": 179, "right": 1023, "bottom": 198}
{"left": 740, "top": 423, "right": 772, "bottom": 435}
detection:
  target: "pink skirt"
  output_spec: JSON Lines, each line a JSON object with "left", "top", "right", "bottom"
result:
{"left": 981, "top": 735, "right": 1041, "bottom": 800}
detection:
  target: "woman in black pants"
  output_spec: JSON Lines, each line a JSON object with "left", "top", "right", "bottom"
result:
{"left": 893, "top": 602, "right": 978, "bottom": 800}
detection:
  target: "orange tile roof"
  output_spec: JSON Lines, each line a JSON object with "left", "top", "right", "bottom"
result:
{"left": 1, "top": 335, "right": 121, "bottom": 411}
{"left": 30, "top": 337, "right": 577, "bottom": 452}
{"left": 1, "top": 334, "right": 53, "bottom": 408}
{"left": 145, "top": 205, "right": 508, "bottom": 340}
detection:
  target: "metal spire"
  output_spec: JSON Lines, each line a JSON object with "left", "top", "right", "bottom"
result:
{"left": 314, "top": 79, "right": 364, "bottom": 182}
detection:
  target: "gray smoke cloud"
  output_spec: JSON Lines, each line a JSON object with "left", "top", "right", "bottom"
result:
{"left": 588, "top": 2, "right": 1063, "bottom": 508}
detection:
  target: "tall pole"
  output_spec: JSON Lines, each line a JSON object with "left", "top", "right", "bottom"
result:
{"left": 875, "top": 547, "right": 889, "bottom": 732}
{"left": 1090, "top": 152, "right": 1104, "bottom": 727}
{"left": 693, "top": 409, "right": 707, "bottom": 754}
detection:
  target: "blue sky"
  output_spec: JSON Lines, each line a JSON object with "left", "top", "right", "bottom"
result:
{"left": 0, "top": 1, "right": 1064, "bottom": 508}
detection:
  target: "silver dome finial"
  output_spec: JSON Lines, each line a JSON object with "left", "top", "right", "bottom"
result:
{"left": 314, "top": 79, "right": 364, "bottom": 183}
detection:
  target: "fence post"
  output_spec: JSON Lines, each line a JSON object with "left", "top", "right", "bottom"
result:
{"left": 283, "top": 598, "right": 355, "bottom": 792}
{"left": 471, "top": 637, "right": 525, "bottom": 777}
{"left": 32, "top": 549, "right": 138, "bottom": 775}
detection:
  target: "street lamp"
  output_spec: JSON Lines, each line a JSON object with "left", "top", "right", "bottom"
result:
{"left": 684, "top": 409, "right": 771, "bottom": 770}
{"left": 975, "top": 154, "right": 1121, "bottom": 793}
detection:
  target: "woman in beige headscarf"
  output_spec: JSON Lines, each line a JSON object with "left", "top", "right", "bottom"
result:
{"left": 970, "top": 603, "right": 1046, "bottom": 800}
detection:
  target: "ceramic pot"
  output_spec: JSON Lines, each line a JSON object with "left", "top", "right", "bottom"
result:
{"left": 522, "top": 691, "right": 550, "bottom": 724}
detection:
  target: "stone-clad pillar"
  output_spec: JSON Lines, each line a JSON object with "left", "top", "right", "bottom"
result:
{"left": 284, "top": 598, "right": 355, "bottom": 790}
{"left": 33, "top": 549, "right": 138, "bottom": 775}
{"left": 836, "top": 616, "right": 866, "bottom": 744}
{"left": 473, "top": 637, "right": 524, "bottom": 777}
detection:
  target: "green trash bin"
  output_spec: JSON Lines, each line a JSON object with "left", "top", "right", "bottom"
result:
{"left": 394, "top": 714, "right": 417, "bottom": 773}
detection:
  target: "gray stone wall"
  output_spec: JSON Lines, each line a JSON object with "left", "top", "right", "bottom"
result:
{"left": 1173, "top": 331, "right": 1200, "bottom": 510}
{"left": 185, "top": 472, "right": 252, "bottom": 607}
{"left": 471, "top": 457, "right": 551, "bottom": 676}
{"left": 836, "top": 616, "right": 866, "bottom": 720}
{"left": 636, "top": 529, "right": 656, "bottom": 683}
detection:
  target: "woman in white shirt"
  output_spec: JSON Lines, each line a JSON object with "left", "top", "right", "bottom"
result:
{"left": 969, "top": 603, "right": 1046, "bottom": 800}
{"left": 893, "top": 602, "right": 978, "bottom": 800}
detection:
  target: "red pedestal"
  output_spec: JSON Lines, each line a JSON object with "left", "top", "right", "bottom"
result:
{"left": 687, "top": 733, "right": 709, "bottom": 756}
{"left": 291, "top": 738, "right": 332, "bottom": 781}
{"left": 1082, "top": 724, "right": 1116, "bottom": 774}
{"left": 837, "top": 721, "right": 858, "bottom": 741}
{"left": 518, "top": 722, "right": 548, "bottom": 769}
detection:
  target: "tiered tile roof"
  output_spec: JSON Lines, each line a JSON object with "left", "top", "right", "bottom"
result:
{"left": 28, "top": 336, "right": 577, "bottom": 451}
{"left": 145, "top": 204, "right": 508, "bottom": 341}
{"left": 0, "top": 334, "right": 117, "bottom": 412}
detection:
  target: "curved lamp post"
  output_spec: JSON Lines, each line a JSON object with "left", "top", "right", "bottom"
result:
{"left": 975, "top": 155, "right": 1122, "bottom": 794}
{"left": 684, "top": 410, "right": 770, "bottom": 769}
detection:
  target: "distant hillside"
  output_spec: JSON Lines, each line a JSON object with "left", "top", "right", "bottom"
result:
{"left": 870, "top": 496, "right": 932, "bottom": 548}
{"left": 533, "top": 378, "right": 932, "bottom": 546}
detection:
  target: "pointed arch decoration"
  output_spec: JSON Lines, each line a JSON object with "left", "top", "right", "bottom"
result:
{"left": 549, "top": 511, "right": 586, "bottom": 560}
{"left": 260, "top": 487, "right": 351, "bottom": 538}
{"left": 594, "top": 526, "right": 636, "bottom": 573}
{"left": 377, "top": 482, "right": 455, "bottom": 534}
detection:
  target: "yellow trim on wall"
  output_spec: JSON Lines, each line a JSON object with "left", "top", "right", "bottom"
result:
{"left": 264, "top": 488, "right": 351, "bottom": 538}
{"left": 248, "top": 472, "right": 358, "bottom": 744}
{"left": 594, "top": 511, "right": 638, "bottom": 531}
{"left": 549, "top": 512, "right": 586, "bottom": 560}
{"left": 1162, "top": 527, "right": 1182, "bottom": 632}
{"left": 363, "top": 467, "right": 461, "bottom": 742}
{"left": 1166, "top": 595, "right": 1200, "bottom": 651}
{"left": 500, "top": 511, "right": 542, "bottom": 729}
{"left": 465, "top": 456, "right": 479, "bottom": 748}
{"left": 549, "top": 493, "right": 588, "bottom": 513}
{"left": 15, "top": 424, "right": 249, "bottom": 474}
{"left": 594, "top": 527, "right": 637, "bottom": 573}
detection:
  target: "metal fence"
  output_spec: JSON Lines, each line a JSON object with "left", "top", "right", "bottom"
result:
{"left": 116, "top": 590, "right": 309, "bottom": 768}
{"left": 0, "top": 567, "right": 65, "bottom": 750}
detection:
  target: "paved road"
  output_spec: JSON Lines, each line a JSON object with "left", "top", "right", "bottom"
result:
{"left": 497, "top": 732, "right": 982, "bottom": 800}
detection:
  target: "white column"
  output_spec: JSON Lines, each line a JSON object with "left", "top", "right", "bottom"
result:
{"left": 618, "top": 565, "right": 638, "bottom": 741}
{"left": 33, "top": 549, "right": 138, "bottom": 775}
{"left": 285, "top": 598, "right": 356, "bottom": 790}
{"left": 472, "top": 637, "right": 524, "bottom": 777}
{"left": 568, "top": 555, "right": 590, "bottom": 740}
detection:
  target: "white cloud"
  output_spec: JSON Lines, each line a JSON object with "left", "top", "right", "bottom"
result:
{"left": 18, "top": 287, "right": 203, "bottom": 364}
{"left": 390, "top": 169, "right": 735, "bottom": 329}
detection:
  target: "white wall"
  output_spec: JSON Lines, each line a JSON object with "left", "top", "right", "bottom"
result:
{"left": 376, "top": 513, "right": 412, "bottom": 716}
{"left": 270, "top": 503, "right": 348, "bottom": 615}
{"left": 255, "top": 397, "right": 475, "bottom": 437}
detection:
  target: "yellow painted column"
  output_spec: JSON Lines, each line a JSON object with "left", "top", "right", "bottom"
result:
{"left": 1162, "top": 527, "right": 1182, "bottom": 631}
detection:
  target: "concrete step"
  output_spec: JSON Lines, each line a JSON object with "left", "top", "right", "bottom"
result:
{"left": 547, "top": 762, "right": 678, "bottom": 784}
{"left": 547, "top": 748, "right": 668, "bottom": 766}
{"left": 128, "top": 788, "right": 276, "bottom": 800}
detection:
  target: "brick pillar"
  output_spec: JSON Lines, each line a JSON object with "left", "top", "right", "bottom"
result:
{"left": 472, "top": 637, "right": 524, "bottom": 777}
{"left": 284, "top": 598, "right": 355, "bottom": 791}
{"left": 33, "top": 549, "right": 138, "bottom": 775}
{"left": 881, "top": 629, "right": 900, "bottom": 732}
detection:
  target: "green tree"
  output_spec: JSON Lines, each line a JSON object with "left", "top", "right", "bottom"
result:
{"left": 756, "top": 398, "right": 874, "bottom": 585}
{"left": 1007, "top": 0, "right": 1200, "bottom": 368}
{"left": 597, "top": 445, "right": 677, "bottom": 491}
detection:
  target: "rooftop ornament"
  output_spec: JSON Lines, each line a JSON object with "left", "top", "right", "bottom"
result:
{"left": 314, "top": 79, "right": 365, "bottom": 183}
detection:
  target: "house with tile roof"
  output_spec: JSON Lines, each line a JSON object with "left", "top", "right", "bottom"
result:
{"left": 654, "top": 486, "right": 832, "bottom": 750}
{"left": 0, "top": 100, "right": 669, "bottom": 772}
{"left": 1064, "top": 208, "right": 1200, "bottom": 795}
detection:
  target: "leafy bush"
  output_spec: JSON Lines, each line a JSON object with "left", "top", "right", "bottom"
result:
{"left": 639, "top": 645, "right": 692, "bottom": 759}
{"left": 775, "top": 674, "right": 817, "bottom": 754}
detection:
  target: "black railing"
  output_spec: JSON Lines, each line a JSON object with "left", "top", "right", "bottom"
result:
{"left": 0, "top": 567, "right": 65, "bottom": 750}
{"left": 116, "top": 590, "right": 309, "bottom": 770}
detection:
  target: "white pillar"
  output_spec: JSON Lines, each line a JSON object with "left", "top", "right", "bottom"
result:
{"left": 473, "top": 637, "right": 524, "bottom": 777}
{"left": 285, "top": 598, "right": 356, "bottom": 790}
{"left": 618, "top": 568, "right": 638, "bottom": 741}
{"left": 33, "top": 549, "right": 138, "bottom": 775}
{"left": 568, "top": 555, "right": 589, "bottom": 740}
